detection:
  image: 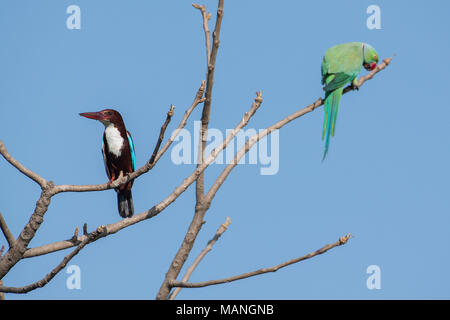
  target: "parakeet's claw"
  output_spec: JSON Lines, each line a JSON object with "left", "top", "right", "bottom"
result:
{"left": 351, "top": 79, "right": 360, "bottom": 91}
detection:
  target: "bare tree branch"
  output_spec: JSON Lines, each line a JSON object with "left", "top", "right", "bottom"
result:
{"left": 196, "top": 0, "right": 224, "bottom": 200}
{"left": 191, "top": 0, "right": 215, "bottom": 224}
{"left": 149, "top": 104, "right": 175, "bottom": 165}
{"left": 23, "top": 237, "right": 83, "bottom": 259}
{"left": 169, "top": 216, "right": 231, "bottom": 300}
{"left": 0, "top": 141, "right": 47, "bottom": 187}
{"left": 0, "top": 226, "right": 106, "bottom": 294}
{"left": 0, "top": 211, "right": 15, "bottom": 248}
{"left": 192, "top": 4, "right": 211, "bottom": 66}
{"left": 200, "top": 0, "right": 223, "bottom": 134}
{"left": 156, "top": 89, "right": 262, "bottom": 300}
{"left": 0, "top": 186, "right": 53, "bottom": 279}
{"left": 21, "top": 221, "right": 82, "bottom": 259}
{"left": 169, "top": 234, "right": 351, "bottom": 289}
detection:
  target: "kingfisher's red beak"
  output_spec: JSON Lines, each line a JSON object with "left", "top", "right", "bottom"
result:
{"left": 79, "top": 111, "right": 104, "bottom": 120}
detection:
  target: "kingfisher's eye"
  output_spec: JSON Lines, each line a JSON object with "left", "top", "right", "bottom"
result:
{"left": 106, "top": 111, "right": 112, "bottom": 116}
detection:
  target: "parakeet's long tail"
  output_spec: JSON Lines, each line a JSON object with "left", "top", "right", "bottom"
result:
{"left": 117, "top": 189, "right": 134, "bottom": 218}
{"left": 322, "top": 87, "right": 344, "bottom": 161}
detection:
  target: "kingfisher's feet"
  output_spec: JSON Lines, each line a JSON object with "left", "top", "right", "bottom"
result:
{"left": 117, "top": 171, "right": 126, "bottom": 183}
{"left": 106, "top": 179, "right": 114, "bottom": 187}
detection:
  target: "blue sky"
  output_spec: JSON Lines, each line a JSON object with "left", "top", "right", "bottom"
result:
{"left": 0, "top": 0, "right": 449, "bottom": 299}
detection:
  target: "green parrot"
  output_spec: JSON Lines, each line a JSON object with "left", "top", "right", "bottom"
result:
{"left": 321, "top": 42, "right": 379, "bottom": 160}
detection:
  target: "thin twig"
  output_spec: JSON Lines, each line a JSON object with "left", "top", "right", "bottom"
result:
{"left": 151, "top": 81, "right": 206, "bottom": 167}
{"left": 23, "top": 238, "right": 83, "bottom": 258}
{"left": 0, "top": 211, "right": 15, "bottom": 248}
{"left": 0, "top": 142, "right": 47, "bottom": 187}
{"left": 169, "top": 234, "right": 351, "bottom": 289}
{"left": 192, "top": 4, "right": 211, "bottom": 66}
{"left": 149, "top": 104, "right": 175, "bottom": 165}
{"left": 196, "top": 0, "right": 224, "bottom": 199}
{"left": 169, "top": 217, "right": 231, "bottom": 300}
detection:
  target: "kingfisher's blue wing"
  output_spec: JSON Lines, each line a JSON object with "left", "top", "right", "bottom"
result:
{"left": 127, "top": 131, "right": 136, "bottom": 171}
{"left": 101, "top": 141, "right": 111, "bottom": 180}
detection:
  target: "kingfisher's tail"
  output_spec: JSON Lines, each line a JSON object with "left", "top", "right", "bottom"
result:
{"left": 117, "top": 189, "right": 134, "bottom": 218}
{"left": 322, "top": 87, "right": 344, "bottom": 161}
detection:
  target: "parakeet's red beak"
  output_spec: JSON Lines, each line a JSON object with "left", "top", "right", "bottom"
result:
{"left": 364, "top": 62, "right": 377, "bottom": 71}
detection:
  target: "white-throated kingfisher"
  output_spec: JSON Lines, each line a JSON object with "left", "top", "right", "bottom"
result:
{"left": 80, "top": 109, "right": 136, "bottom": 218}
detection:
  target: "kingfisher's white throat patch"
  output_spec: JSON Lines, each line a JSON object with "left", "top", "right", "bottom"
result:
{"left": 104, "top": 124, "right": 124, "bottom": 157}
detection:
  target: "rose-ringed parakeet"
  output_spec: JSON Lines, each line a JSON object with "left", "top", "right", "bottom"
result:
{"left": 321, "top": 42, "right": 379, "bottom": 160}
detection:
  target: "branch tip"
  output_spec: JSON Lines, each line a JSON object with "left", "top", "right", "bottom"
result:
{"left": 222, "top": 216, "right": 231, "bottom": 228}
{"left": 168, "top": 105, "right": 175, "bottom": 117}
{"left": 255, "top": 91, "right": 263, "bottom": 102}
{"left": 169, "top": 233, "right": 356, "bottom": 290}
{"left": 72, "top": 227, "right": 79, "bottom": 241}
{"left": 192, "top": 3, "right": 204, "bottom": 10}
{"left": 339, "top": 233, "right": 351, "bottom": 245}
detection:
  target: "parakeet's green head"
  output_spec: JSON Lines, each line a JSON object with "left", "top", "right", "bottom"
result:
{"left": 362, "top": 43, "right": 379, "bottom": 71}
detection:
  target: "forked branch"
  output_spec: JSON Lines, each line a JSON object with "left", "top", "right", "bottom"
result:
{"left": 169, "top": 217, "right": 231, "bottom": 300}
{"left": 169, "top": 234, "right": 351, "bottom": 289}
